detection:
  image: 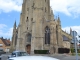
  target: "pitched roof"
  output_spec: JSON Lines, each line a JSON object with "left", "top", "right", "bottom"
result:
{"left": 0, "top": 38, "right": 11, "bottom": 46}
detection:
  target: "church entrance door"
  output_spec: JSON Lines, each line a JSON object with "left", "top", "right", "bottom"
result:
{"left": 26, "top": 44, "right": 31, "bottom": 54}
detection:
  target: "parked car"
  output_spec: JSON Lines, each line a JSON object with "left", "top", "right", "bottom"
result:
{"left": 8, "top": 56, "right": 60, "bottom": 60}
{"left": 0, "top": 50, "right": 6, "bottom": 56}
{"left": 8, "top": 51, "right": 29, "bottom": 58}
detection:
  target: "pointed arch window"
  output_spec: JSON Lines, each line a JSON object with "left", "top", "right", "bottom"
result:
{"left": 45, "top": 7, "right": 46, "bottom": 12}
{"left": 45, "top": 26, "right": 50, "bottom": 44}
{"left": 15, "top": 35, "right": 17, "bottom": 45}
{"left": 45, "top": 0, "right": 46, "bottom": 2}
{"left": 27, "top": 33, "right": 31, "bottom": 42}
{"left": 26, "top": 17, "right": 28, "bottom": 22}
{"left": 56, "top": 25, "right": 58, "bottom": 44}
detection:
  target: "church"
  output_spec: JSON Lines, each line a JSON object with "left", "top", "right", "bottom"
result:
{"left": 10, "top": 0, "right": 72, "bottom": 54}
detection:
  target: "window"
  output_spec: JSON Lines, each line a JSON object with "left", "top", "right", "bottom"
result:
{"left": 27, "top": 17, "right": 28, "bottom": 19}
{"left": 26, "top": 17, "right": 28, "bottom": 22}
{"left": 45, "top": 26, "right": 50, "bottom": 44}
{"left": 45, "top": 0, "right": 46, "bottom": 2}
{"left": 0, "top": 44, "right": 3, "bottom": 47}
{"left": 0, "top": 48, "right": 3, "bottom": 51}
{"left": 45, "top": 7, "right": 46, "bottom": 12}
{"left": 27, "top": 33, "right": 31, "bottom": 42}
{"left": 27, "top": 27, "right": 28, "bottom": 30}
{"left": 15, "top": 35, "right": 17, "bottom": 45}
{"left": 56, "top": 26, "right": 58, "bottom": 44}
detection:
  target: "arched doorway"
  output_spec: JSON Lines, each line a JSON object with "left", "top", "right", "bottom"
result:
{"left": 26, "top": 44, "right": 31, "bottom": 54}
{"left": 25, "top": 33, "right": 31, "bottom": 54}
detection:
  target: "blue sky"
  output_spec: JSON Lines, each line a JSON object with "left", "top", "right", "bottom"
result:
{"left": 0, "top": 0, "right": 80, "bottom": 40}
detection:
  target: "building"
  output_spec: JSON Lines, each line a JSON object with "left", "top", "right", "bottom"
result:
{"left": 0, "top": 37, "right": 11, "bottom": 52}
{"left": 11, "top": 0, "right": 72, "bottom": 54}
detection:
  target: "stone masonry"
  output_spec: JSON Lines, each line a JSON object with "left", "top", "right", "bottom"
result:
{"left": 10, "top": 0, "right": 72, "bottom": 54}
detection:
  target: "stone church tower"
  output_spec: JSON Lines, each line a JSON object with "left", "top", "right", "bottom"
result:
{"left": 11, "top": 0, "right": 72, "bottom": 54}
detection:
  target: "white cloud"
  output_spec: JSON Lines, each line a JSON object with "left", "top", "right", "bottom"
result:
{"left": 50, "top": 0, "right": 80, "bottom": 17}
{"left": 0, "top": 24, "right": 13, "bottom": 39}
{"left": 0, "top": 24, "right": 7, "bottom": 29}
{"left": 0, "top": 0, "right": 80, "bottom": 17}
{"left": 5, "top": 28, "right": 13, "bottom": 37}
{"left": 0, "top": 0, "right": 80, "bottom": 40}
{"left": 0, "top": 0, "right": 22, "bottom": 13}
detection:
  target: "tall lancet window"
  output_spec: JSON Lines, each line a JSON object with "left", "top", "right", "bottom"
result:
{"left": 45, "top": 26, "right": 50, "bottom": 44}
{"left": 27, "top": 33, "right": 31, "bottom": 42}
{"left": 56, "top": 25, "right": 58, "bottom": 44}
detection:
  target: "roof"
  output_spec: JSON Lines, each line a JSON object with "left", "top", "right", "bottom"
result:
{"left": 63, "top": 35, "right": 69, "bottom": 41}
{"left": 62, "top": 30, "right": 72, "bottom": 39}
{"left": 0, "top": 38, "right": 11, "bottom": 46}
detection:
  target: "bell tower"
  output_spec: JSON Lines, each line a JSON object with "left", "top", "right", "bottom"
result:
{"left": 16, "top": 0, "right": 51, "bottom": 54}
{"left": 31, "top": 0, "right": 50, "bottom": 54}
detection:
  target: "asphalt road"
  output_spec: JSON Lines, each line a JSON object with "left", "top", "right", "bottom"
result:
{"left": 0, "top": 54, "right": 80, "bottom": 60}
{"left": 52, "top": 55, "right": 80, "bottom": 60}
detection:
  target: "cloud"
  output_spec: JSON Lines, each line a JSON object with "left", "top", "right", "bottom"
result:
{"left": 0, "top": 0, "right": 80, "bottom": 18}
{"left": 0, "top": 24, "right": 7, "bottom": 29}
{"left": 50, "top": 0, "right": 80, "bottom": 17}
{"left": 0, "top": 24, "right": 13, "bottom": 39}
{"left": 0, "top": 0, "right": 22, "bottom": 13}
{"left": 5, "top": 28, "right": 13, "bottom": 37}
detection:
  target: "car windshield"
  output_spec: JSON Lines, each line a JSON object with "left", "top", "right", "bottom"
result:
{"left": 19, "top": 52, "right": 28, "bottom": 56}
{"left": 11, "top": 52, "right": 28, "bottom": 57}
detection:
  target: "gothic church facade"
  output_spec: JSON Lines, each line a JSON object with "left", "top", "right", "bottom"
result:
{"left": 11, "top": 0, "right": 72, "bottom": 54}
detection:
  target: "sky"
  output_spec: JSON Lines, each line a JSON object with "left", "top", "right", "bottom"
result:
{"left": 0, "top": 0, "right": 80, "bottom": 40}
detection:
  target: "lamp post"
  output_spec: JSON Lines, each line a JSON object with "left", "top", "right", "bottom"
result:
{"left": 73, "top": 31, "right": 78, "bottom": 60}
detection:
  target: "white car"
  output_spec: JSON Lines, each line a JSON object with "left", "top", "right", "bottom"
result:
{"left": 8, "top": 56, "right": 59, "bottom": 60}
{"left": 8, "top": 51, "right": 29, "bottom": 58}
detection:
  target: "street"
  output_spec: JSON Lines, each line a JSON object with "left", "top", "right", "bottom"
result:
{"left": 51, "top": 54, "right": 80, "bottom": 60}
{"left": 1, "top": 55, "right": 8, "bottom": 60}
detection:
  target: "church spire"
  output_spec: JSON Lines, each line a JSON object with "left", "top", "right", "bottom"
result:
{"left": 13, "top": 20, "right": 16, "bottom": 29}
{"left": 58, "top": 15, "right": 60, "bottom": 21}
{"left": 57, "top": 15, "right": 61, "bottom": 26}
{"left": 70, "top": 27, "right": 72, "bottom": 35}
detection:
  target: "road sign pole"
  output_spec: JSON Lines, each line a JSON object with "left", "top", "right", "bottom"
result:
{"left": 74, "top": 31, "right": 78, "bottom": 60}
